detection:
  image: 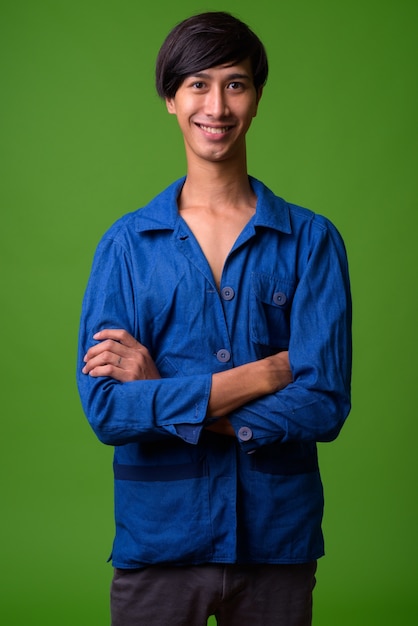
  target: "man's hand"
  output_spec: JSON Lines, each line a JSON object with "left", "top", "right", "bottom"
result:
{"left": 82, "top": 329, "right": 161, "bottom": 383}
{"left": 205, "top": 417, "right": 236, "bottom": 437}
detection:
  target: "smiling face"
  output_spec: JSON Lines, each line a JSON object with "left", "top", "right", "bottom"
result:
{"left": 166, "top": 59, "right": 262, "bottom": 166}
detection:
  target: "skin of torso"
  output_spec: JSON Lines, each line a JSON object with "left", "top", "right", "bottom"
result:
{"left": 179, "top": 199, "right": 256, "bottom": 288}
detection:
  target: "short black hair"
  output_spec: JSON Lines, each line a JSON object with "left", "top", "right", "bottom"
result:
{"left": 156, "top": 11, "right": 268, "bottom": 99}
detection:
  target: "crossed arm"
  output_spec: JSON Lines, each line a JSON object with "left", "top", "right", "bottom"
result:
{"left": 82, "top": 329, "right": 292, "bottom": 437}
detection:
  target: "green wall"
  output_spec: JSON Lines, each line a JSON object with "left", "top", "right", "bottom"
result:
{"left": 1, "top": 0, "right": 416, "bottom": 624}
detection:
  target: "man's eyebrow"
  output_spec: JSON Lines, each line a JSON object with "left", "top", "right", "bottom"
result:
{"left": 225, "top": 72, "right": 252, "bottom": 81}
{"left": 188, "top": 71, "right": 252, "bottom": 81}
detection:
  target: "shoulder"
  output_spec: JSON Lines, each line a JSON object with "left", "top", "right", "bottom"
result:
{"left": 252, "top": 177, "right": 345, "bottom": 247}
{"left": 98, "top": 178, "right": 186, "bottom": 248}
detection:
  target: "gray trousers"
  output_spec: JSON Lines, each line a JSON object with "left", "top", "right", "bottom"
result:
{"left": 110, "top": 562, "right": 317, "bottom": 626}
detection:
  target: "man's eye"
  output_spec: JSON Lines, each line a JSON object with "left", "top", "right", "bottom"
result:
{"left": 228, "top": 82, "right": 243, "bottom": 90}
{"left": 192, "top": 82, "right": 205, "bottom": 89}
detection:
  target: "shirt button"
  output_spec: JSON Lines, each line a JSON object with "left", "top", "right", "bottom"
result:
{"left": 238, "top": 426, "right": 253, "bottom": 442}
{"left": 273, "top": 291, "right": 287, "bottom": 306}
{"left": 216, "top": 349, "right": 231, "bottom": 363}
{"left": 221, "top": 286, "right": 235, "bottom": 301}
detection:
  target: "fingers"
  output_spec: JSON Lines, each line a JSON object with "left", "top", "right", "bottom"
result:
{"left": 82, "top": 347, "right": 123, "bottom": 375}
{"left": 82, "top": 348, "right": 138, "bottom": 383}
{"left": 84, "top": 362, "right": 125, "bottom": 381}
{"left": 82, "top": 329, "right": 136, "bottom": 377}
{"left": 82, "top": 328, "right": 161, "bottom": 382}
{"left": 83, "top": 329, "right": 144, "bottom": 363}
{"left": 84, "top": 339, "right": 125, "bottom": 363}
{"left": 93, "top": 328, "right": 138, "bottom": 347}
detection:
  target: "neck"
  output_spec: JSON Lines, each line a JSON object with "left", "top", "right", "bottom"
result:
{"left": 180, "top": 154, "right": 255, "bottom": 211}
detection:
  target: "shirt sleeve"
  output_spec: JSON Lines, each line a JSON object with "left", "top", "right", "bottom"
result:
{"left": 230, "top": 218, "right": 352, "bottom": 453}
{"left": 76, "top": 235, "right": 212, "bottom": 446}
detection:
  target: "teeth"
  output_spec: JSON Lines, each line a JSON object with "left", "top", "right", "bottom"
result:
{"left": 199, "top": 125, "right": 230, "bottom": 134}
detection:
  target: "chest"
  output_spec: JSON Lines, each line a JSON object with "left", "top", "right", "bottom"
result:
{"left": 131, "top": 228, "right": 297, "bottom": 371}
{"left": 179, "top": 210, "right": 253, "bottom": 289}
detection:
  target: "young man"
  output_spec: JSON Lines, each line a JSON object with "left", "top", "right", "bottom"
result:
{"left": 77, "top": 11, "right": 352, "bottom": 626}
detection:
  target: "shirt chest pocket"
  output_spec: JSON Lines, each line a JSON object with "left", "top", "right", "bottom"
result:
{"left": 250, "top": 272, "right": 296, "bottom": 349}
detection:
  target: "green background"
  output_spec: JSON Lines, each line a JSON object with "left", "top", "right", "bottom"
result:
{"left": 1, "top": 0, "right": 417, "bottom": 624}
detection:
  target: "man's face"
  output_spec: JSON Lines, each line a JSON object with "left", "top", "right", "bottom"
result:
{"left": 166, "top": 58, "right": 262, "bottom": 165}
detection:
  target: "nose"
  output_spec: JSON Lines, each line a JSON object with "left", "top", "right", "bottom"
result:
{"left": 204, "top": 86, "right": 230, "bottom": 118}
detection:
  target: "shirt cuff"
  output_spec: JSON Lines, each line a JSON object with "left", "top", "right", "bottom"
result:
{"left": 174, "top": 423, "right": 205, "bottom": 445}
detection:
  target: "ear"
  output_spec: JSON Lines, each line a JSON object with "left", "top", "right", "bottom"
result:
{"left": 253, "top": 86, "right": 263, "bottom": 117}
{"left": 166, "top": 98, "right": 176, "bottom": 115}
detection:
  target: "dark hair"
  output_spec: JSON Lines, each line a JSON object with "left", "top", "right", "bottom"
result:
{"left": 156, "top": 11, "right": 268, "bottom": 98}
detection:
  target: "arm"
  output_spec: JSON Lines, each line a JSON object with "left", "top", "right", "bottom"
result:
{"left": 229, "top": 218, "right": 352, "bottom": 452}
{"left": 82, "top": 329, "right": 293, "bottom": 437}
{"left": 77, "top": 234, "right": 292, "bottom": 446}
{"left": 205, "top": 350, "right": 292, "bottom": 436}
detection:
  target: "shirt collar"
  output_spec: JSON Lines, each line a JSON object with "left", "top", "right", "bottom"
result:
{"left": 249, "top": 177, "right": 292, "bottom": 234}
{"left": 135, "top": 176, "right": 291, "bottom": 234}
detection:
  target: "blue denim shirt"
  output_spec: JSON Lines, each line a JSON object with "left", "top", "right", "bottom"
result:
{"left": 77, "top": 177, "right": 352, "bottom": 568}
